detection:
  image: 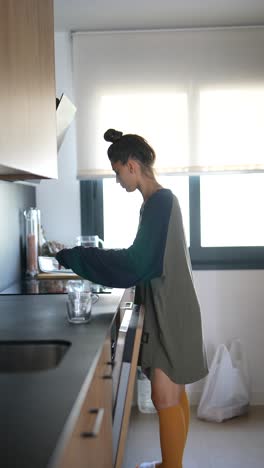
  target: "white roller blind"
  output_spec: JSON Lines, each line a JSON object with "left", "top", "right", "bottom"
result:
{"left": 72, "top": 28, "right": 264, "bottom": 178}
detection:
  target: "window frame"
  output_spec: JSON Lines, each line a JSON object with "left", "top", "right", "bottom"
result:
{"left": 189, "top": 176, "right": 264, "bottom": 270}
{"left": 80, "top": 180, "right": 104, "bottom": 240}
{"left": 81, "top": 176, "right": 264, "bottom": 270}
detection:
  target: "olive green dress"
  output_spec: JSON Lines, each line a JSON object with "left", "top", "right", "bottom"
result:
{"left": 135, "top": 192, "right": 208, "bottom": 384}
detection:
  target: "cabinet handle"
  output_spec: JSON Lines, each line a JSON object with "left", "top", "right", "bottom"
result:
{"left": 81, "top": 408, "right": 104, "bottom": 438}
{"left": 120, "top": 301, "right": 133, "bottom": 309}
{"left": 103, "top": 361, "right": 114, "bottom": 379}
{"left": 107, "top": 360, "right": 115, "bottom": 366}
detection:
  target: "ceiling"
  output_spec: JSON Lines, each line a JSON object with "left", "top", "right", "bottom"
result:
{"left": 53, "top": 0, "right": 264, "bottom": 32}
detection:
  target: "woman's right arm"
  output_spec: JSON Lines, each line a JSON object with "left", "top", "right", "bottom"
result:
{"left": 56, "top": 190, "right": 173, "bottom": 287}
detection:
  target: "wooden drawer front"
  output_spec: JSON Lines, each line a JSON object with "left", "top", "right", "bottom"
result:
{"left": 58, "top": 336, "right": 113, "bottom": 468}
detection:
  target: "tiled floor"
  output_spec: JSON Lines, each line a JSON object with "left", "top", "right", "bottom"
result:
{"left": 122, "top": 405, "right": 264, "bottom": 468}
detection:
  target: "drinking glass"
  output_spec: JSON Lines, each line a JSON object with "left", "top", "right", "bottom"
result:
{"left": 66, "top": 280, "right": 92, "bottom": 324}
{"left": 66, "top": 290, "right": 92, "bottom": 324}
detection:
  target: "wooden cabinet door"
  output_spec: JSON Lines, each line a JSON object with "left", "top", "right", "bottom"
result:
{"left": 57, "top": 335, "right": 113, "bottom": 468}
{"left": 0, "top": 0, "right": 57, "bottom": 180}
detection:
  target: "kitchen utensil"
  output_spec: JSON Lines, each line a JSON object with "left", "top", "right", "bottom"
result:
{"left": 24, "top": 208, "right": 40, "bottom": 277}
{"left": 38, "top": 256, "right": 73, "bottom": 274}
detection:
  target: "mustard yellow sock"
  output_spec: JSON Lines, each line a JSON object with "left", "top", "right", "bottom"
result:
{"left": 180, "top": 390, "right": 190, "bottom": 439}
{"left": 157, "top": 404, "right": 186, "bottom": 468}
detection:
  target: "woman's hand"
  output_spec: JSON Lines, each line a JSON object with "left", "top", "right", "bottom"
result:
{"left": 55, "top": 249, "right": 70, "bottom": 269}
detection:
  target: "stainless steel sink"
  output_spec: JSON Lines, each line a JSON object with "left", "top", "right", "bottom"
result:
{"left": 0, "top": 340, "right": 71, "bottom": 372}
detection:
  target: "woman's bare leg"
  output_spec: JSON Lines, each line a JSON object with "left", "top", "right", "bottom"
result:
{"left": 151, "top": 368, "right": 185, "bottom": 409}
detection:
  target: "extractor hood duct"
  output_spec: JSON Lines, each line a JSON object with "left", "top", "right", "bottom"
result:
{"left": 56, "top": 93, "right": 77, "bottom": 151}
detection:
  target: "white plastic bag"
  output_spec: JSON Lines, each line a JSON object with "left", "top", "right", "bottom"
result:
{"left": 137, "top": 368, "right": 156, "bottom": 414}
{"left": 197, "top": 339, "right": 250, "bottom": 422}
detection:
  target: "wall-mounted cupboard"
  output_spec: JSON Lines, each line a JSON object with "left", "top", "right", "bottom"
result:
{"left": 0, "top": 0, "right": 57, "bottom": 181}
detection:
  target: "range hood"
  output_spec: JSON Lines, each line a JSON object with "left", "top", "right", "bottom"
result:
{"left": 56, "top": 93, "right": 77, "bottom": 151}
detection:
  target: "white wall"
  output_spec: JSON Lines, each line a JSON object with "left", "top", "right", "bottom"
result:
{"left": 36, "top": 33, "right": 81, "bottom": 246}
{"left": 187, "top": 270, "right": 264, "bottom": 405}
{"left": 38, "top": 33, "right": 264, "bottom": 405}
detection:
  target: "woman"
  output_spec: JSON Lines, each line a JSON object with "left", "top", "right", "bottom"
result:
{"left": 56, "top": 129, "right": 208, "bottom": 468}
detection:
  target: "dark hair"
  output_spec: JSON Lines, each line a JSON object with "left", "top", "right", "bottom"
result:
{"left": 104, "top": 129, "right": 156, "bottom": 171}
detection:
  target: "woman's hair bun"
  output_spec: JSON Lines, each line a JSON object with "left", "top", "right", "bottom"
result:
{"left": 104, "top": 128, "right": 123, "bottom": 143}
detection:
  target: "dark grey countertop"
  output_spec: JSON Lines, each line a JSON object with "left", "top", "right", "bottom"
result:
{"left": 0, "top": 290, "right": 124, "bottom": 468}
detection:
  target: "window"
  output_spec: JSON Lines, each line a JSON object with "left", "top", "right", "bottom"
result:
{"left": 73, "top": 28, "right": 264, "bottom": 176}
{"left": 103, "top": 178, "right": 142, "bottom": 248}
{"left": 99, "top": 91, "right": 190, "bottom": 248}
{"left": 98, "top": 92, "right": 189, "bottom": 174}
{"left": 198, "top": 88, "right": 264, "bottom": 169}
{"left": 80, "top": 84, "right": 264, "bottom": 269}
{"left": 99, "top": 171, "right": 264, "bottom": 269}
{"left": 82, "top": 174, "right": 264, "bottom": 269}
{"left": 189, "top": 176, "right": 264, "bottom": 269}
{"left": 103, "top": 175, "right": 189, "bottom": 249}
{"left": 200, "top": 174, "right": 264, "bottom": 248}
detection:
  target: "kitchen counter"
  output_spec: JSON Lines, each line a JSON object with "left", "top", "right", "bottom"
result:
{"left": 0, "top": 290, "right": 124, "bottom": 468}
{"left": 0, "top": 278, "right": 112, "bottom": 295}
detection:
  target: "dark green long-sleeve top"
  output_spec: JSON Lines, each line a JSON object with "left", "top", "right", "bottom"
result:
{"left": 56, "top": 189, "right": 208, "bottom": 384}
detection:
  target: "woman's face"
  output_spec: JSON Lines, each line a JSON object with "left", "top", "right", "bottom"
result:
{"left": 111, "top": 159, "right": 138, "bottom": 192}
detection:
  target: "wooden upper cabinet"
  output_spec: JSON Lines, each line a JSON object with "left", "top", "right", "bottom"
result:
{"left": 0, "top": 0, "right": 58, "bottom": 180}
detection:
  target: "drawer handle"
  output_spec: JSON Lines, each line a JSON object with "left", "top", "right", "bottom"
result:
{"left": 106, "top": 360, "right": 115, "bottom": 367}
{"left": 120, "top": 301, "right": 133, "bottom": 309}
{"left": 120, "top": 309, "right": 133, "bottom": 332}
{"left": 103, "top": 361, "right": 114, "bottom": 379}
{"left": 81, "top": 408, "right": 104, "bottom": 438}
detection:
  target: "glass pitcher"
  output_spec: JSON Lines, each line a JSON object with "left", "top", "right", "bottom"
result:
{"left": 76, "top": 235, "right": 104, "bottom": 248}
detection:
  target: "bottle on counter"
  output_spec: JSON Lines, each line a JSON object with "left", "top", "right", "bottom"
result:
{"left": 24, "top": 207, "right": 40, "bottom": 277}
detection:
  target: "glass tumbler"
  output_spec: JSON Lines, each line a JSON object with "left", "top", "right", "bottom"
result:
{"left": 66, "top": 280, "right": 93, "bottom": 324}
{"left": 66, "top": 291, "right": 92, "bottom": 324}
